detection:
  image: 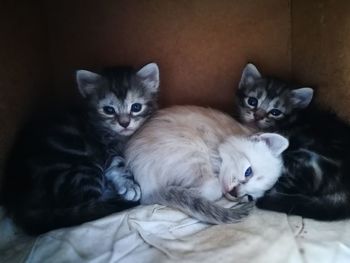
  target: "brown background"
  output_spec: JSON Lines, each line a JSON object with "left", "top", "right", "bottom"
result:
{"left": 1, "top": 0, "right": 350, "bottom": 180}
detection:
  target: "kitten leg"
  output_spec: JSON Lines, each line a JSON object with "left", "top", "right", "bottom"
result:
{"left": 104, "top": 156, "right": 141, "bottom": 201}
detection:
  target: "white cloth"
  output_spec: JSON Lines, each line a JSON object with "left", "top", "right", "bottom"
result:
{"left": 1, "top": 204, "right": 350, "bottom": 263}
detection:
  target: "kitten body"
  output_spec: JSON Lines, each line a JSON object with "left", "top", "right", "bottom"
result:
{"left": 236, "top": 63, "right": 350, "bottom": 220}
{"left": 125, "top": 106, "right": 288, "bottom": 224}
{"left": 1, "top": 63, "right": 159, "bottom": 234}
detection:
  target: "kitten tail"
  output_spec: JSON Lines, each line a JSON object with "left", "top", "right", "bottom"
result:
{"left": 154, "top": 186, "right": 254, "bottom": 224}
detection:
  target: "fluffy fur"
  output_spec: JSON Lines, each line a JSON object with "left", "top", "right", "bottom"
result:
{"left": 236, "top": 63, "right": 350, "bottom": 220}
{"left": 125, "top": 106, "right": 288, "bottom": 224}
{"left": 1, "top": 63, "right": 159, "bottom": 234}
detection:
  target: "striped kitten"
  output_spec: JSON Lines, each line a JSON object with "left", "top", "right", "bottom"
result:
{"left": 125, "top": 106, "right": 288, "bottom": 224}
{"left": 1, "top": 63, "right": 159, "bottom": 234}
{"left": 236, "top": 63, "right": 350, "bottom": 220}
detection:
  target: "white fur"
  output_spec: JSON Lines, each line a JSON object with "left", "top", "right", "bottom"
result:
{"left": 125, "top": 106, "right": 288, "bottom": 205}
{"left": 219, "top": 133, "right": 288, "bottom": 199}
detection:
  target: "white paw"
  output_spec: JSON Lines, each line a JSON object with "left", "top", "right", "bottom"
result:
{"left": 117, "top": 181, "right": 141, "bottom": 201}
{"left": 104, "top": 156, "right": 141, "bottom": 202}
{"left": 105, "top": 156, "right": 132, "bottom": 181}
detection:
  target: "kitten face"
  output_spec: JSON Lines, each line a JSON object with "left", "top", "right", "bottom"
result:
{"left": 218, "top": 133, "right": 289, "bottom": 200}
{"left": 94, "top": 90, "right": 153, "bottom": 136}
{"left": 237, "top": 63, "right": 313, "bottom": 130}
{"left": 76, "top": 63, "right": 159, "bottom": 137}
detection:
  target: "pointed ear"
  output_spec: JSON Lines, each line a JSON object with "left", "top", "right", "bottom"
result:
{"left": 136, "top": 63, "right": 159, "bottom": 93}
{"left": 239, "top": 63, "right": 262, "bottom": 89}
{"left": 254, "top": 133, "right": 289, "bottom": 156}
{"left": 76, "top": 70, "right": 103, "bottom": 98}
{"left": 290, "top": 87, "right": 314, "bottom": 109}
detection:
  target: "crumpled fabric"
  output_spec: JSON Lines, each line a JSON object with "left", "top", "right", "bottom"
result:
{"left": 0, "top": 202, "right": 350, "bottom": 263}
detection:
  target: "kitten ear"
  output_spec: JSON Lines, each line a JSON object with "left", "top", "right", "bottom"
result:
{"left": 136, "top": 63, "right": 160, "bottom": 93}
{"left": 76, "top": 70, "right": 103, "bottom": 98}
{"left": 254, "top": 133, "right": 289, "bottom": 156}
{"left": 239, "top": 63, "right": 262, "bottom": 89}
{"left": 290, "top": 87, "right": 314, "bottom": 109}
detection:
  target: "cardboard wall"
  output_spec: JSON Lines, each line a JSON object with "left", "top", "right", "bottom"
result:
{"left": 0, "top": 1, "right": 51, "bottom": 177}
{"left": 2, "top": 0, "right": 350, "bottom": 180}
{"left": 44, "top": 0, "right": 291, "bottom": 111}
{"left": 292, "top": 0, "right": 350, "bottom": 120}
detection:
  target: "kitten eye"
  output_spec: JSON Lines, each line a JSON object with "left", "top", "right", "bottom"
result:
{"left": 269, "top": 109, "right": 282, "bottom": 117}
{"left": 247, "top": 97, "right": 258, "bottom": 107}
{"left": 131, "top": 103, "right": 142, "bottom": 113}
{"left": 103, "top": 106, "right": 116, "bottom": 115}
{"left": 244, "top": 166, "right": 253, "bottom": 178}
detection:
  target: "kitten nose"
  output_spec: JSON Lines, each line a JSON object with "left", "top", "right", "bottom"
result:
{"left": 254, "top": 109, "right": 266, "bottom": 121}
{"left": 119, "top": 120, "right": 130, "bottom": 128}
{"left": 118, "top": 115, "right": 131, "bottom": 128}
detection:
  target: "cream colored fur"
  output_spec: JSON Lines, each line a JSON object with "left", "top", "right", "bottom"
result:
{"left": 125, "top": 105, "right": 288, "bottom": 224}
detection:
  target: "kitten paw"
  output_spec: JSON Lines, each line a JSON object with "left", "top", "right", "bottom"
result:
{"left": 104, "top": 156, "right": 141, "bottom": 201}
{"left": 107, "top": 156, "right": 127, "bottom": 169}
{"left": 117, "top": 181, "right": 141, "bottom": 201}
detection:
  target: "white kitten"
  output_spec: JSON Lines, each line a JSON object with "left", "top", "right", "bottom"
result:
{"left": 219, "top": 133, "right": 288, "bottom": 201}
{"left": 125, "top": 106, "right": 288, "bottom": 224}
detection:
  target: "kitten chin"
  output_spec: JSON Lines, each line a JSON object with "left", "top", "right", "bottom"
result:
{"left": 118, "top": 127, "right": 138, "bottom": 137}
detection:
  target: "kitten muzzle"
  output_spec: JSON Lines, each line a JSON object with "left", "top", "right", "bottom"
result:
{"left": 118, "top": 120, "right": 130, "bottom": 128}
{"left": 224, "top": 186, "right": 239, "bottom": 201}
{"left": 225, "top": 186, "right": 254, "bottom": 202}
{"left": 254, "top": 109, "right": 267, "bottom": 121}
{"left": 229, "top": 186, "right": 238, "bottom": 197}
{"left": 118, "top": 115, "right": 131, "bottom": 128}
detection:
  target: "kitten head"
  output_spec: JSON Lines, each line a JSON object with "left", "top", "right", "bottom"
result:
{"left": 219, "top": 132, "right": 289, "bottom": 200}
{"left": 76, "top": 62, "right": 159, "bottom": 137}
{"left": 236, "top": 63, "right": 313, "bottom": 130}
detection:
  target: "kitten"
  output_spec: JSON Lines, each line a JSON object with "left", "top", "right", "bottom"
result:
{"left": 1, "top": 63, "right": 160, "bottom": 234}
{"left": 125, "top": 106, "right": 288, "bottom": 224}
{"left": 236, "top": 63, "right": 350, "bottom": 220}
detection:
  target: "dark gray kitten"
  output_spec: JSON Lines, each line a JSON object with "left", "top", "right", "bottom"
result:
{"left": 235, "top": 63, "right": 350, "bottom": 220}
{"left": 1, "top": 63, "right": 159, "bottom": 234}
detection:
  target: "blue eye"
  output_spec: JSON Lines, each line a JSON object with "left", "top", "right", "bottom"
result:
{"left": 269, "top": 109, "right": 282, "bottom": 117}
{"left": 131, "top": 103, "right": 142, "bottom": 113}
{"left": 244, "top": 166, "right": 253, "bottom": 178}
{"left": 103, "top": 106, "right": 116, "bottom": 115}
{"left": 247, "top": 97, "right": 258, "bottom": 107}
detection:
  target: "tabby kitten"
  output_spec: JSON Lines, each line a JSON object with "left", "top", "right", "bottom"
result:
{"left": 236, "top": 63, "right": 350, "bottom": 220}
{"left": 1, "top": 63, "right": 160, "bottom": 234}
{"left": 125, "top": 106, "right": 288, "bottom": 224}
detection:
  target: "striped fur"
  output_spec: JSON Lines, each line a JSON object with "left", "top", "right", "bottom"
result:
{"left": 1, "top": 63, "right": 159, "bottom": 234}
{"left": 236, "top": 63, "right": 350, "bottom": 220}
